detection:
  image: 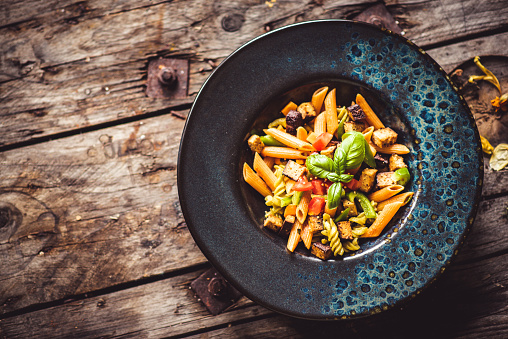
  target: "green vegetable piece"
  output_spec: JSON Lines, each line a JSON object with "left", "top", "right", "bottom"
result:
{"left": 259, "top": 135, "right": 285, "bottom": 147}
{"left": 268, "top": 117, "right": 287, "bottom": 129}
{"left": 292, "top": 190, "right": 303, "bottom": 205}
{"left": 336, "top": 111, "right": 349, "bottom": 139}
{"left": 280, "top": 196, "right": 293, "bottom": 207}
{"left": 393, "top": 167, "right": 410, "bottom": 186}
{"left": 346, "top": 191, "right": 377, "bottom": 219}
{"left": 306, "top": 154, "right": 335, "bottom": 180}
{"left": 327, "top": 182, "right": 343, "bottom": 209}
{"left": 340, "top": 132, "right": 366, "bottom": 169}
{"left": 334, "top": 208, "right": 350, "bottom": 222}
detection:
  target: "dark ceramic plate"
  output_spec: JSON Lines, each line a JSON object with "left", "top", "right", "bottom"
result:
{"left": 178, "top": 20, "right": 483, "bottom": 319}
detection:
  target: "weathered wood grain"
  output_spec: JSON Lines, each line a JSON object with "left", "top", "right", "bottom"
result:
{"left": 1, "top": 248, "right": 506, "bottom": 338}
{"left": 0, "top": 113, "right": 208, "bottom": 315}
{"left": 1, "top": 0, "right": 508, "bottom": 147}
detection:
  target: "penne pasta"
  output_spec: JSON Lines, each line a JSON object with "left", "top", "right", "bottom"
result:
{"left": 377, "top": 192, "right": 414, "bottom": 211}
{"left": 296, "top": 190, "right": 311, "bottom": 224}
{"left": 362, "top": 201, "right": 404, "bottom": 238}
{"left": 371, "top": 142, "right": 410, "bottom": 154}
{"left": 362, "top": 126, "right": 374, "bottom": 142}
{"left": 312, "top": 86, "right": 328, "bottom": 113}
{"left": 356, "top": 94, "right": 385, "bottom": 129}
{"left": 263, "top": 156, "right": 275, "bottom": 169}
{"left": 281, "top": 101, "right": 298, "bottom": 116}
{"left": 314, "top": 112, "right": 327, "bottom": 135}
{"left": 296, "top": 126, "right": 308, "bottom": 142}
{"left": 253, "top": 152, "right": 277, "bottom": 191}
{"left": 368, "top": 185, "right": 405, "bottom": 202}
{"left": 300, "top": 221, "right": 313, "bottom": 249}
{"left": 243, "top": 163, "right": 272, "bottom": 197}
{"left": 264, "top": 128, "right": 315, "bottom": 151}
{"left": 287, "top": 219, "right": 303, "bottom": 252}
{"left": 325, "top": 89, "right": 339, "bottom": 135}
{"left": 261, "top": 146, "right": 309, "bottom": 160}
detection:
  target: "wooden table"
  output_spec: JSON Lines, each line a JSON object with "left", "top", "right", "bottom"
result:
{"left": 1, "top": 0, "right": 507, "bottom": 337}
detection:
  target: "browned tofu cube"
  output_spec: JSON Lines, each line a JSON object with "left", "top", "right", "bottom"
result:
{"left": 247, "top": 134, "right": 264, "bottom": 153}
{"left": 311, "top": 242, "right": 332, "bottom": 260}
{"left": 279, "top": 215, "right": 295, "bottom": 237}
{"left": 264, "top": 214, "right": 283, "bottom": 233}
{"left": 389, "top": 154, "right": 407, "bottom": 172}
{"left": 337, "top": 221, "right": 353, "bottom": 240}
{"left": 344, "top": 121, "right": 367, "bottom": 133}
{"left": 376, "top": 171, "right": 396, "bottom": 189}
{"left": 283, "top": 160, "right": 307, "bottom": 181}
{"left": 359, "top": 168, "right": 378, "bottom": 193}
{"left": 320, "top": 145, "right": 336, "bottom": 159}
{"left": 308, "top": 215, "right": 324, "bottom": 234}
{"left": 372, "top": 127, "right": 398, "bottom": 148}
{"left": 297, "top": 102, "right": 317, "bottom": 121}
{"left": 343, "top": 199, "right": 358, "bottom": 216}
{"left": 347, "top": 104, "right": 367, "bottom": 121}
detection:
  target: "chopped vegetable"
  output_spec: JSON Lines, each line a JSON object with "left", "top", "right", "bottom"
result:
{"left": 344, "top": 178, "right": 361, "bottom": 191}
{"left": 259, "top": 135, "right": 285, "bottom": 146}
{"left": 312, "top": 132, "right": 334, "bottom": 151}
{"left": 311, "top": 179, "right": 327, "bottom": 195}
{"left": 292, "top": 176, "right": 313, "bottom": 191}
{"left": 490, "top": 143, "right": 508, "bottom": 171}
{"left": 347, "top": 191, "right": 377, "bottom": 219}
{"left": 334, "top": 208, "right": 350, "bottom": 222}
{"left": 393, "top": 167, "right": 410, "bottom": 186}
{"left": 308, "top": 197, "right": 326, "bottom": 215}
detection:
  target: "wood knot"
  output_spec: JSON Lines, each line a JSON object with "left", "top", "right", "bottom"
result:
{"left": 0, "top": 202, "right": 23, "bottom": 231}
{"left": 221, "top": 14, "right": 244, "bottom": 32}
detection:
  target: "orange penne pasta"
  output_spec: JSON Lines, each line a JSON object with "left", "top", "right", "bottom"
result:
{"left": 253, "top": 152, "right": 277, "bottom": 191}
{"left": 285, "top": 178, "right": 296, "bottom": 194}
{"left": 243, "top": 163, "right": 271, "bottom": 197}
{"left": 287, "top": 219, "right": 303, "bottom": 252}
{"left": 312, "top": 86, "right": 328, "bottom": 113}
{"left": 284, "top": 204, "right": 297, "bottom": 217}
{"left": 324, "top": 204, "right": 338, "bottom": 217}
{"left": 261, "top": 147, "right": 308, "bottom": 160}
{"left": 368, "top": 185, "right": 405, "bottom": 202}
{"left": 300, "top": 221, "right": 313, "bottom": 249}
{"left": 362, "top": 126, "right": 374, "bottom": 142}
{"left": 296, "top": 191, "right": 312, "bottom": 224}
{"left": 325, "top": 89, "right": 339, "bottom": 135}
{"left": 356, "top": 94, "right": 385, "bottom": 129}
{"left": 296, "top": 126, "right": 308, "bottom": 141}
{"left": 377, "top": 192, "right": 414, "bottom": 211}
{"left": 263, "top": 156, "right": 275, "bottom": 169}
{"left": 371, "top": 142, "right": 410, "bottom": 155}
{"left": 314, "top": 112, "right": 327, "bottom": 135}
{"left": 362, "top": 201, "right": 404, "bottom": 238}
{"left": 281, "top": 101, "right": 298, "bottom": 116}
{"left": 264, "top": 128, "right": 315, "bottom": 152}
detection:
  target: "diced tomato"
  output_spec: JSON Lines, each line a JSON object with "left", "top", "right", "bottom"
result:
{"left": 312, "top": 132, "right": 334, "bottom": 151}
{"left": 311, "top": 179, "right": 326, "bottom": 195}
{"left": 346, "top": 165, "right": 361, "bottom": 175}
{"left": 308, "top": 197, "right": 326, "bottom": 215}
{"left": 292, "top": 176, "right": 313, "bottom": 191}
{"left": 344, "top": 178, "right": 361, "bottom": 191}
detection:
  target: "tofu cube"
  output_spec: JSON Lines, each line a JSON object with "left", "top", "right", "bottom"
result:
{"left": 279, "top": 215, "right": 295, "bottom": 237}
{"left": 338, "top": 221, "right": 353, "bottom": 240}
{"left": 311, "top": 242, "right": 332, "bottom": 260}
{"left": 359, "top": 168, "right": 378, "bottom": 193}
{"left": 389, "top": 154, "right": 407, "bottom": 172}
{"left": 283, "top": 160, "right": 307, "bottom": 181}
{"left": 372, "top": 127, "right": 398, "bottom": 148}
{"left": 247, "top": 135, "right": 265, "bottom": 153}
{"left": 347, "top": 104, "right": 367, "bottom": 121}
{"left": 376, "top": 171, "right": 396, "bottom": 189}
{"left": 264, "top": 214, "right": 283, "bottom": 233}
{"left": 320, "top": 145, "right": 336, "bottom": 159}
{"left": 308, "top": 215, "right": 324, "bottom": 234}
{"left": 344, "top": 121, "right": 367, "bottom": 133}
{"left": 297, "top": 102, "right": 317, "bottom": 121}
{"left": 343, "top": 199, "right": 358, "bottom": 216}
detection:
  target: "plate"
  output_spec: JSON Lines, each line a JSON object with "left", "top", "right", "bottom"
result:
{"left": 177, "top": 20, "right": 483, "bottom": 319}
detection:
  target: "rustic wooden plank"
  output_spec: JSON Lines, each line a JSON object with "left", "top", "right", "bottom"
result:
{"left": 2, "top": 0, "right": 507, "bottom": 147}
{"left": 0, "top": 113, "right": 207, "bottom": 315}
{"left": 0, "top": 247, "right": 506, "bottom": 338}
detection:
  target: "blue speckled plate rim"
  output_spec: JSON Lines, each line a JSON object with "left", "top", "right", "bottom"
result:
{"left": 177, "top": 19, "right": 483, "bottom": 320}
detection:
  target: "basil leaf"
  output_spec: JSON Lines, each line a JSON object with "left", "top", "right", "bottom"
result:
{"left": 327, "top": 182, "right": 342, "bottom": 210}
{"left": 333, "top": 147, "right": 346, "bottom": 175}
{"left": 338, "top": 174, "right": 354, "bottom": 183}
{"left": 306, "top": 154, "right": 335, "bottom": 179}
{"left": 326, "top": 172, "right": 341, "bottom": 182}
{"left": 363, "top": 138, "right": 376, "bottom": 168}
{"left": 341, "top": 132, "right": 365, "bottom": 169}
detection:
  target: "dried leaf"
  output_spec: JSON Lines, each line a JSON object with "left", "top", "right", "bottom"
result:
{"left": 480, "top": 135, "right": 494, "bottom": 155}
{"left": 490, "top": 143, "right": 508, "bottom": 171}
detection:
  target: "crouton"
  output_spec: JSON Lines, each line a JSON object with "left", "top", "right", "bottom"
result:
{"left": 283, "top": 160, "right": 306, "bottom": 181}
{"left": 337, "top": 221, "right": 353, "bottom": 240}
{"left": 247, "top": 135, "right": 264, "bottom": 153}
{"left": 320, "top": 145, "right": 336, "bottom": 159}
{"left": 297, "top": 102, "right": 317, "bottom": 121}
{"left": 344, "top": 121, "right": 367, "bottom": 133}
{"left": 376, "top": 171, "right": 396, "bottom": 189}
{"left": 359, "top": 168, "right": 378, "bottom": 193}
{"left": 347, "top": 104, "right": 367, "bottom": 121}
{"left": 311, "top": 242, "right": 332, "bottom": 260}
{"left": 307, "top": 215, "right": 324, "bottom": 234}
{"left": 389, "top": 154, "right": 407, "bottom": 172}
{"left": 264, "top": 214, "right": 283, "bottom": 233}
{"left": 372, "top": 127, "right": 398, "bottom": 148}
{"left": 343, "top": 199, "right": 358, "bottom": 216}
{"left": 279, "top": 215, "right": 295, "bottom": 237}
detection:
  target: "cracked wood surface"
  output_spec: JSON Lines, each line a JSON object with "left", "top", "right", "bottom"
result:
{"left": 0, "top": 0, "right": 507, "bottom": 338}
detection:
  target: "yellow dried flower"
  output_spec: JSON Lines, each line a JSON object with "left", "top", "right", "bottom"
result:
{"left": 490, "top": 144, "right": 508, "bottom": 171}
{"left": 468, "top": 56, "right": 501, "bottom": 94}
{"left": 491, "top": 93, "right": 508, "bottom": 112}
{"left": 480, "top": 135, "right": 494, "bottom": 155}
